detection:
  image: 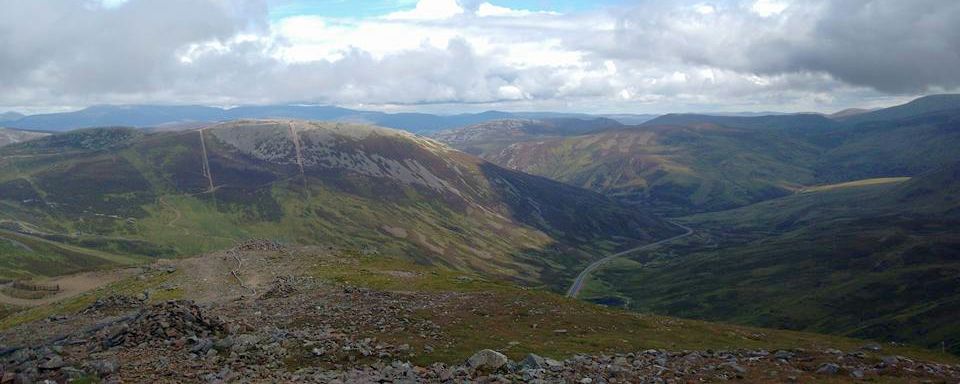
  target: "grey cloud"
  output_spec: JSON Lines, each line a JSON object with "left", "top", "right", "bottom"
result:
{"left": 0, "top": 0, "right": 267, "bottom": 92}
{"left": 601, "top": 0, "right": 960, "bottom": 94}
{"left": 0, "top": 0, "right": 955, "bottom": 113}
{"left": 768, "top": 0, "right": 960, "bottom": 93}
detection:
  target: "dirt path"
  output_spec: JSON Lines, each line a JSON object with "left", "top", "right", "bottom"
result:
{"left": 287, "top": 122, "right": 310, "bottom": 198}
{"left": 157, "top": 196, "right": 188, "bottom": 235}
{"left": 198, "top": 129, "right": 215, "bottom": 193}
{"left": 0, "top": 268, "right": 139, "bottom": 307}
{"left": 566, "top": 221, "right": 694, "bottom": 298}
{"left": 1, "top": 236, "right": 33, "bottom": 252}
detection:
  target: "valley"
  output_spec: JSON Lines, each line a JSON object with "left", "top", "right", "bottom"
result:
{"left": 0, "top": 120, "right": 676, "bottom": 289}
{"left": 433, "top": 95, "right": 960, "bottom": 355}
{"left": 1, "top": 95, "right": 958, "bottom": 381}
{"left": 3, "top": 1, "right": 958, "bottom": 381}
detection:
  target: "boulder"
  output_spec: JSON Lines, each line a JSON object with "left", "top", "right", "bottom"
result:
{"left": 520, "top": 353, "right": 546, "bottom": 370}
{"left": 37, "top": 355, "right": 64, "bottom": 370}
{"left": 817, "top": 363, "right": 841, "bottom": 375}
{"left": 88, "top": 359, "right": 119, "bottom": 377}
{"left": 773, "top": 350, "right": 794, "bottom": 360}
{"left": 466, "top": 349, "right": 509, "bottom": 372}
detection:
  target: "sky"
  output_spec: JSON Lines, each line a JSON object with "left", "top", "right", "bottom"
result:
{"left": 1, "top": 0, "right": 958, "bottom": 114}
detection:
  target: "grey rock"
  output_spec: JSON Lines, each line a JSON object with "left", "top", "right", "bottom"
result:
{"left": 544, "top": 358, "right": 564, "bottom": 372}
{"left": 213, "top": 337, "right": 235, "bottom": 352}
{"left": 89, "top": 358, "right": 119, "bottom": 377}
{"left": 521, "top": 353, "right": 546, "bottom": 370}
{"left": 861, "top": 343, "right": 882, "bottom": 352}
{"left": 38, "top": 355, "right": 65, "bottom": 370}
{"left": 467, "top": 349, "right": 509, "bottom": 372}
{"left": 190, "top": 338, "right": 214, "bottom": 354}
{"left": 816, "top": 363, "right": 841, "bottom": 375}
{"left": 721, "top": 362, "right": 747, "bottom": 374}
{"left": 773, "top": 350, "right": 794, "bottom": 360}
{"left": 521, "top": 368, "right": 545, "bottom": 381}
{"left": 881, "top": 356, "right": 898, "bottom": 366}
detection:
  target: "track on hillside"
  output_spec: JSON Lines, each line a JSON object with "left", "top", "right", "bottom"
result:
{"left": 286, "top": 122, "right": 310, "bottom": 197}
{"left": 198, "top": 129, "right": 215, "bottom": 193}
{"left": 566, "top": 221, "right": 694, "bottom": 298}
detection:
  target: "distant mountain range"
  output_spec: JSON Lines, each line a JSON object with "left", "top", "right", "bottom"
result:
{"left": 0, "top": 104, "right": 659, "bottom": 134}
{"left": 448, "top": 94, "right": 960, "bottom": 214}
{"left": 431, "top": 118, "right": 624, "bottom": 157}
{"left": 0, "top": 112, "right": 25, "bottom": 122}
{"left": 8, "top": 101, "right": 930, "bottom": 136}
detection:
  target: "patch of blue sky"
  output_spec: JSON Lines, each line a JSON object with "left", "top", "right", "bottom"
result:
{"left": 267, "top": 0, "right": 625, "bottom": 21}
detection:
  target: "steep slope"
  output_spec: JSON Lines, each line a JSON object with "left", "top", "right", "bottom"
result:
{"left": 488, "top": 125, "right": 822, "bottom": 215}
{"left": 583, "top": 165, "right": 960, "bottom": 353}
{"left": 888, "top": 161, "right": 960, "bottom": 218}
{"left": 0, "top": 112, "right": 25, "bottom": 122}
{"left": 642, "top": 113, "right": 839, "bottom": 132}
{"left": 840, "top": 94, "right": 960, "bottom": 124}
{"left": 0, "top": 121, "right": 676, "bottom": 288}
{"left": 814, "top": 108, "right": 960, "bottom": 181}
{"left": 482, "top": 95, "right": 960, "bottom": 215}
{"left": 0, "top": 127, "right": 48, "bottom": 147}
{"left": 433, "top": 118, "right": 623, "bottom": 157}
{"left": 828, "top": 108, "right": 874, "bottom": 119}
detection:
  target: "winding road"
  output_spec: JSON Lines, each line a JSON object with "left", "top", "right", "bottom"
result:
{"left": 566, "top": 221, "right": 694, "bottom": 298}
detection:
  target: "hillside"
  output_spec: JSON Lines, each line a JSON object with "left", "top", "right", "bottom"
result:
{"left": 478, "top": 95, "right": 960, "bottom": 215}
{"left": 433, "top": 118, "right": 623, "bottom": 157}
{"left": 0, "top": 127, "right": 48, "bottom": 147}
{"left": 642, "top": 113, "right": 839, "bottom": 132}
{"left": 0, "top": 243, "right": 956, "bottom": 382}
{"left": 580, "top": 166, "right": 960, "bottom": 354}
{"left": 0, "top": 121, "right": 676, "bottom": 289}
{"left": 840, "top": 94, "right": 960, "bottom": 124}
{"left": 813, "top": 107, "right": 960, "bottom": 181}
{"left": 0, "top": 112, "right": 25, "bottom": 122}
{"left": 487, "top": 125, "right": 822, "bottom": 215}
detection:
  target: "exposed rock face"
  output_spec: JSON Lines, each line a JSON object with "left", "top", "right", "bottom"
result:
{"left": 208, "top": 120, "right": 462, "bottom": 195}
{"left": 0, "top": 128, "right": 48, "bottom": 147}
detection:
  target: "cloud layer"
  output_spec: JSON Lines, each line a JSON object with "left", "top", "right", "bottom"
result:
{"left": 1, "top": 0, "right": 957, "bottom": 113}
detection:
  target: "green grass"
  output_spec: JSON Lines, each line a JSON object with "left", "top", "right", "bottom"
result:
{"left": 798, "top": 177, "right": 910, "bottom": 193}
{"left": 0, "top": 269, "right": 181, "bottom": 330}
{"left": 0, "top": 230, "right": 146, "bottom": 279}
{"left": 583, "top": 176, "right": 960, "bottom": 355}
{"left": 311, "top": 252, "right": 958, "bottom": 365}
{"left": 0, "top": 124, "right": 669, "bottom": 288}
{"left": 484, "top": 126, "right": 821, "bottom": 215}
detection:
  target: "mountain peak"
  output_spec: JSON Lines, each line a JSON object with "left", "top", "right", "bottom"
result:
{"left": 842, "top": 93, "right": 960, "bottom": 124}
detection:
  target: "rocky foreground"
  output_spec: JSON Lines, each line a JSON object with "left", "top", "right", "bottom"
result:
{"left": 2, "top": 243, "right": 959, "bottom": 383}
{"left": 4, "top": 295, "right": 960, "bottom": 383}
